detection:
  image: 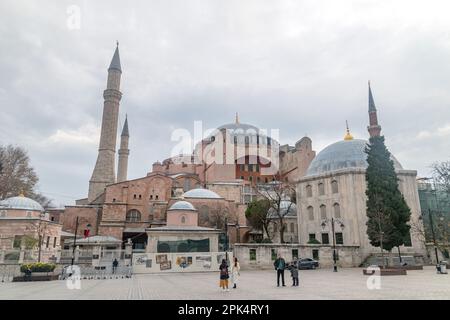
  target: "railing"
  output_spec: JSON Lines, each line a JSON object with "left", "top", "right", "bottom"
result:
{"left": 60, "top": 265, "right": 133, "bottom": 280}
{"left": 1, "top": 248, "right": 130, "bottom": 266}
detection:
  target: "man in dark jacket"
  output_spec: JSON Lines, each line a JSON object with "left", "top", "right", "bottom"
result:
{"left": 273, "top": 254, "right": 286, "bottom": 287}
{"left": 112, "top": 259, "right": 119, "bottom": 274}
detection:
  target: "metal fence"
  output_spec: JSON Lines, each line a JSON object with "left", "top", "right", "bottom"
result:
{"left": 60, "top": 265, "right": 133, "bottom": 280}
{"left": 0, "top": 248, "right": 133, "bottom": 282}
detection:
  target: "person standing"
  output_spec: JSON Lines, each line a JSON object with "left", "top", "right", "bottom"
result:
{"left": 231, "top": 257, "right": 240, "bottom": 289}
{"left": 289, "top": 263, "right": 299, "bottom": 286}
{"left": 273, "top": 254, "right": 286, "bottom": 287}
{"left": 219, "top": 259, "right": 230, "bottom": 291}
{"left": 112, "top": 258, "right": 119, "bottom": 274}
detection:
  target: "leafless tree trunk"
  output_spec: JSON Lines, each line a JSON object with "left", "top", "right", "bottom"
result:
{"left": 255, "top": 178, "right": 296, "bottom": 244}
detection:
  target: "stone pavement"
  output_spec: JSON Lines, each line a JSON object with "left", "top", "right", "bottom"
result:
{"left": 0, "top": 267, "right": 449, "bottom": 300}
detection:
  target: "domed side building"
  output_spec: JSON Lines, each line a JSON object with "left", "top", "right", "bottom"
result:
{"left": 296, "top": 90, "right": 426, "bottom": 267}
{"left": 0, "top": 194, "right": 62, "bottom": 263}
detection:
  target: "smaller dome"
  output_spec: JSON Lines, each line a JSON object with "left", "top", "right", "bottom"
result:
{"left": 268, "top": 200, "right": 297, "bottom": 218}
{"left": 183, "top": 188, "right": 222, "bottom": 199}
{"left": 169, "top": 201, "right": 197, "bottom": 211}
{"left": 0, "top": 195, "right": 44, "bottom": 212}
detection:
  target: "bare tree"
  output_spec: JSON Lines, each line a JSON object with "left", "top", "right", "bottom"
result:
{"left": 256, "top": 178, "right": 296, "bottom": 244}
{"left": 432, "top": 161, "right": 450, "bottom": 193}
{"left": 0, "top": 144, "right": 52, "bottom": 207}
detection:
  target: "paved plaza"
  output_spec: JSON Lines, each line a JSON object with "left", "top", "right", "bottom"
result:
{"left": 0, "top": 266, "right": 449, "bottom": 300}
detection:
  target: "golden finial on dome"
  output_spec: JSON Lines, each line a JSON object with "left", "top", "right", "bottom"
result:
{"left": 344, "top": 120, "right": 354, "bottom": 141}
{"left": 19, "top": 190, "right": 25, "bottom": 197}
{"left": 235, "top": 112, "right": 239, "bottom": 124}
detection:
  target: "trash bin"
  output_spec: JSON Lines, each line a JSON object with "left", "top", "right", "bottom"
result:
{"left": 439, "top": 261, "right": 448, "bottom": 274}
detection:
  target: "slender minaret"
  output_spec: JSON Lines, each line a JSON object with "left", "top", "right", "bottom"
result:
{"left": 88, "top": 43, "right": 122, "bottom": 202}
{"left": 117, "top": 115, "right": 130, "bottom": 183}
{"left": 367, "top": 81, "right": 382, "bottom": 137}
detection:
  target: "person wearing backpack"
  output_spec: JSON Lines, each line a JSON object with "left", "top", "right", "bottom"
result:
{"left": 219, "top": 259, "right": 230, "bottom": 292}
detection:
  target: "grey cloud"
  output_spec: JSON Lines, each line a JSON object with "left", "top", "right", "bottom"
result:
{"left": 1, "top": 0, "right": 449, "bottom": 205}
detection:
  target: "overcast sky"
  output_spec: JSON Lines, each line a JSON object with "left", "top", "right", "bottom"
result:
{"left": 1, "top": 0, "right": 450, "bottom": 206}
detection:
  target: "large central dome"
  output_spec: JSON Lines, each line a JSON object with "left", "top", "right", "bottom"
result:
{"left": 306, "top": 139, "right": 403, "bottom": 177}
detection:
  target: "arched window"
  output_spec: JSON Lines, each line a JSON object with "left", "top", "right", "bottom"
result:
{"left": 181, "top": 216, "right": 186, "bottom": 224}
{"left": 318, "top": 183, "right": 325, "bottom": 196}
{"left": 290, "top": 223, "right": 295, "bottom": 233}
{"left": 320, "top": 204, "right": 327, "bottom": 220}
{"left": 307, "top": 206, "right": 314, "bottom": 221}
{"left": 331, "top": 180, "right": 339, "bottom": 194}
{"left": 245, "top": 136, "right": 249, "bottom": 145}
{"left": 126, "top": 209, "right": 141, "bottom": 222}
{"left": 333, "top": 203, "right": 341, "bottom": 218}
{"left": 306, "top": 185, "right": 313, "bottom": 197}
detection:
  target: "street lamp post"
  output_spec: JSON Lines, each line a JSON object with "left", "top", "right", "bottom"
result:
{"left": 224, "top": 218, "right": 229, "bottom": 262}
{"left": 37, "top": 214, "right": 44, "bottom": 263}
{"left": 321, "top": 217, "right": 344, "bottom": 272}
{"left": 71, "top": 216, "right": 79, "bottom": 267}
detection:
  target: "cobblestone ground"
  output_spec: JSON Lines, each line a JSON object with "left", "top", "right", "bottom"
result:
{"left": 0, "top": 267, "right": 449, "bottom": 300}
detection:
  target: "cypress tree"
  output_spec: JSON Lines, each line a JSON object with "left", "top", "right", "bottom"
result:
{"left": 365, "top": 135, "right": 412, "bottom": 266}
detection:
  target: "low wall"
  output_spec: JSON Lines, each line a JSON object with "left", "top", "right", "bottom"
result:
{"left": 233, "top": 244, "right": 361, "bottom": 269}
{"left": 132, "top": 251, "right": 233, "bottom": 274}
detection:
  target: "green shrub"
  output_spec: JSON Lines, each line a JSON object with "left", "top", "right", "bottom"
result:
{"left": 307, "top": 239, "right": 321, "bottom": 245}
{"left": 20, "top": 262, "right": 56, "bottom": 273}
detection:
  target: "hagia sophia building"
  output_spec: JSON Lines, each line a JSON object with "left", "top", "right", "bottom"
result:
{"left": 0, "top": 44, "right": 426, "bottom": 267}
{"left": 61, "top": 43, "right": 316, "bottom": 249}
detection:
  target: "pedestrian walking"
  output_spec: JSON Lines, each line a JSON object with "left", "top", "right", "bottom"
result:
{"left": 273, "top": 254, "right": 286, "bottom": 287}
{"left": 219, "top": 259, "right": 230, "bottom": 292}
{"left": 231, "top": 257, "right": 240, "bottom": 289}
{"left": 112, "top": 258, "right": 119, "bottom": 274}
{"left": 289, "top": 263, "right": 299, "bottom": 286}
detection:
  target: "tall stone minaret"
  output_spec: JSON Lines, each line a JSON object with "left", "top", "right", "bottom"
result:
{"left": 367, "top": 81, "right": 382, "bottom": 137}
{"left": 117, "top": 116, "right": 130, "bottom": 183}
{"left": 88, "top": 43, "right": 122, "bottom": 202}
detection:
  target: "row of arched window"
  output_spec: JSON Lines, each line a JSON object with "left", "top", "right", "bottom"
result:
{"left": 305, "top": 180, "right": 339, "bottom": 197}
{"left": 306, "top": 203, "right": 341, "bottom": 221}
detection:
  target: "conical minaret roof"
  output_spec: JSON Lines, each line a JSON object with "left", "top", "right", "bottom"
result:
{"left": 368, "top": 81, "right": 376, "bottom": 112}
{"left": 121, "top": 115, "right": 129, "bottom": 136}
{"left": 108, "top": 42, "right": 121, "bottom": 72}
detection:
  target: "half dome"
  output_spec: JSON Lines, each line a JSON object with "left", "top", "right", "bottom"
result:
{"left": 183, "top": 188, "right": 222, "bottom": 199}
{"left": 306, "top": 139, "right": 403, "bottom": 177}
